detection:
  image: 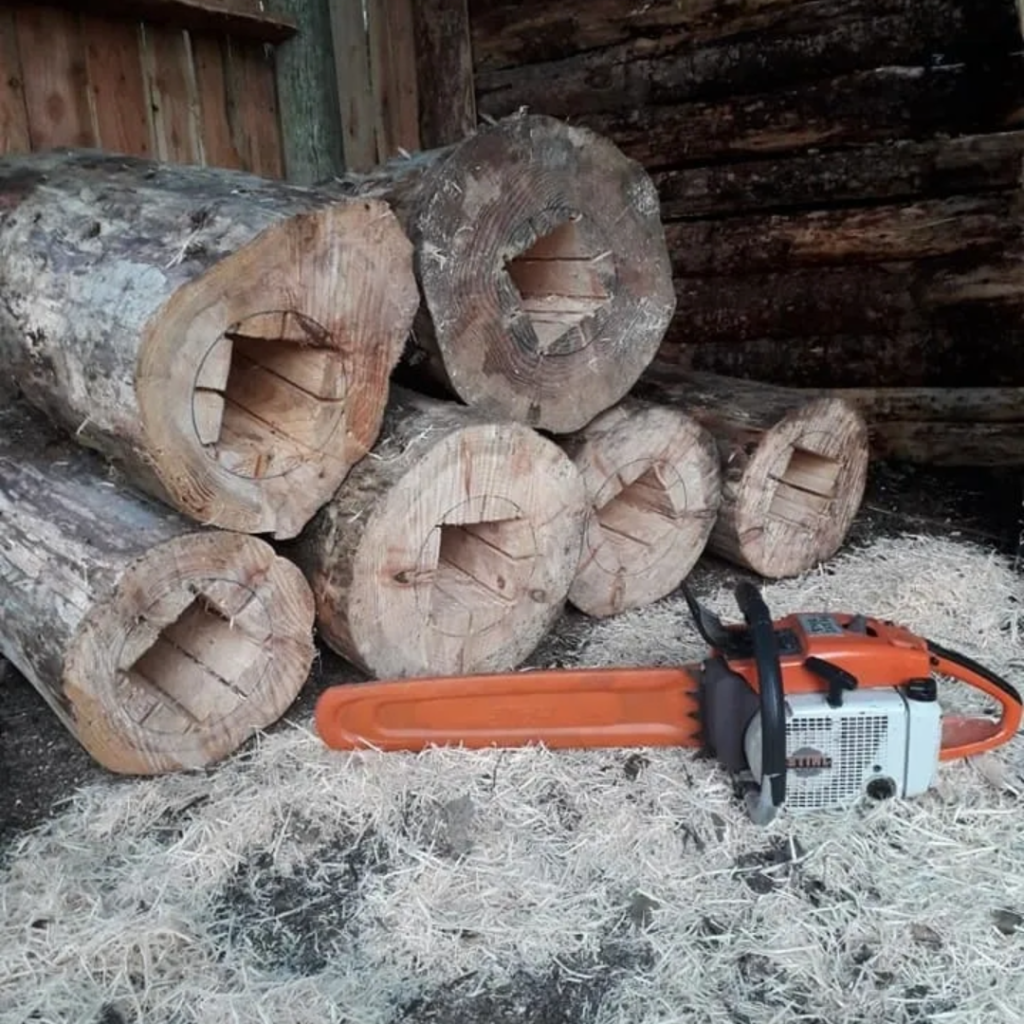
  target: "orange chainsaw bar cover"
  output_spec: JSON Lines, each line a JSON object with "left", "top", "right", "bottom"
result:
{"left": 315, "top": 666, "right": 704, "bottom": 752}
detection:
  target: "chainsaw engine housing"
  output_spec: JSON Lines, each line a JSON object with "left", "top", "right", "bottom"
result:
{"left": 743, "top": 688, "right": 942, "bottom": 812}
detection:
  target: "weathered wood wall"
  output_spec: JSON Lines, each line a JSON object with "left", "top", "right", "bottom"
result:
{"left": 0, "top": 0, "right": 291, "bottom": 178}
{"left": 469, "top": 0, "right": 1024, "bottom": 389}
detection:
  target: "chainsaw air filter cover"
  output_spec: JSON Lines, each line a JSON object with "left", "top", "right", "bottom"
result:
{"left": 744, "top": 688, "right": 942, "bottom": 812}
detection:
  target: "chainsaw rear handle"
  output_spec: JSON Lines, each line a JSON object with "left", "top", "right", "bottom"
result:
{"left": 734, "top": 581, "right": 787, "bottom": 821}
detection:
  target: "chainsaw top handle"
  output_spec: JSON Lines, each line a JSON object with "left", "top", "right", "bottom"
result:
{"left": 733, "top": 581, "right": 788, "bottom": 823}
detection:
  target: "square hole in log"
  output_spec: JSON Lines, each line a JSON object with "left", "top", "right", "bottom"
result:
{"left": 193, "top": 311, "right": 347, "bottom": 479}
{"left": 505, "top": 219, "right": 614, "bottom": 355}
{"left": 769, "top": 447, "right": 842, "bottom": 526}
{"left": 595, "top": 466, "right": 679, "bottom": 550}
{"left": 122, "top": 594, "right": 264, "bottom": 731}
{"left": 428, "top": 519, "right": 536, "bottom": 637}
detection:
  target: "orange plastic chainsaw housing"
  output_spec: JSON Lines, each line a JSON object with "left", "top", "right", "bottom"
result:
{"left": 315, "top": 611, "right": 1021, "bottom": 763}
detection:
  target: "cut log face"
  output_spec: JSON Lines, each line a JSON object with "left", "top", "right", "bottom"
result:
{"left": 560, "top": 399, "right": 722, "bottom": 617}
{"left": 634, "top": 372, "right": 870, "bottom": 578}
{"left": 0, "top": 150, "right": 419, "bottom": 539}
{"left": 290, "top": 387, "right": 590, "bottom": 678}
{"left": 0, "top": 402, "right": 317, "bottom": 774}
{"left": 334, "top": 114, "right": 676, "bottom": 433}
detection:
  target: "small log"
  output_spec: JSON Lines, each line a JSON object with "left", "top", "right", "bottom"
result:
{"left": 0, "top": 401, "right": 316, "bottom": 775}
{"left": 0, "top": 149, "right": 419, "bottom": 540}
{"left": 633, "top": 369, "right": 870, "bottom": 578}
{"left": 287, "top": 386, "right": 590, "bottom": 678}
{"left": 327, "top": 113, "right": 676, "bottom": 433}
{"left": 558, "top": 398, "right": 721, "bottom": 617}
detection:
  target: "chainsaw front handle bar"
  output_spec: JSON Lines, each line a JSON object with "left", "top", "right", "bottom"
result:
{"left": 734, "top": 582, "right": 787, "bottom": 822}
{"left": 927, "top": 640, "right": 1023, "bottom": 761}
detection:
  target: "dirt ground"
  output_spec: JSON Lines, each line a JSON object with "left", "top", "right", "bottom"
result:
{"left": 1, "top": 460, "right": 1021, "bottom": 851}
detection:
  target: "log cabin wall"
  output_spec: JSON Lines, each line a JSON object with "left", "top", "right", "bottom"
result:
{"left": 468, "top": 0, "right": 1024, "bottom": 390}
{"left": 0, "top": 1, "right": 292, "bottom": 179}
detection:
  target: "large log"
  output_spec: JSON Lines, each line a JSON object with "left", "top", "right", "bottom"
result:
{"left": 558, "top": 399, "right": 721, "bottom": 618}
{"left": 0, "top": 149, "right": 419, "bottom": 540}
{"left": 574, "top": 63, "right": 1024, "bottom": 172}
{"left": 287, "top": 387, "right": 590, "bottom": 678}
{"left": 653, "top": 132, "right": 1024, "bottom": 219}
{"left": 632, "top": 369, "right": 870, "bottom": 578}
{"left": 468, "top": 0, "right": 1015, "bottom": 72}
{"left": 814, "top": 386, "right": 1024, "bottom": 466}
{"left": 665, "top": 194, "right": 1022, "bottom": 276}
{"left": 325, "top": 113, "right": 676, "bottom": 433}
{"left": 474, "top": 0, "right": 1000, "bottom": 118}
{"left": 0, "top": 401, "right": 316, "bottom": 775}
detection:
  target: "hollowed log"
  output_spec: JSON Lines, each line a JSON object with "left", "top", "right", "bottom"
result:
{"left": 0, "top": 149, "right": 419, "bottom": 539}
{"left": 0, "top": 402, "right": 316, "bottom": 775}
{"left": 634, "top": 369, "right": 870, "bottom": 578}
{"left": 327, "top": 113, "right": 676, "bottom": 433}
{"left": 288, "top": 387, "right": 590, "bottom": 678}
{"left": 559, "top": 398, "right": 721, "bottom": 617}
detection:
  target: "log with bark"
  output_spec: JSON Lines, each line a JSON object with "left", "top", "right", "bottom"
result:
{"left": 287, "top": 386, "right": 590, "bottom": 678}
{"left": 814, "top": 386, "right": 1024, "bottom": 466}
{"left": 558, "top": 399, "right": 721, "bottom": 617}
{"left": 0, "top": 149, "right": 419, "bottom": 540}
{"left": 0, "top": 401, "right": 316, "bottom": 775}
{"left": 632, "top": 369, "right": 870, "bottom": 578}
{"left": 325, "top": 113, "right": 676, "bottom": 433}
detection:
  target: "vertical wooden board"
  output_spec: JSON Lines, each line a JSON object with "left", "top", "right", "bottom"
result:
{"left": 329, "top": 0, "right": 376, "bottom": 171}
{"left": 139, "top": 22, "right": 203, "bottom": 165}
{"left": 261, "top": 0, "right": 345, "bottom": 184}
{"left": 366, "top": 0, "right": 420, "bottom": 163}
{"left": 190, "top": 34, "right": 243, "bottom": 169}
{"left": 223, "top": 38, "right": 284, "bottom": 177}
{"left": 81, "top": 15, "right": 151, "bottom": 158}
{"left": 0, "top": 9, "right": 30, "bottom": 155}
{"left": 413, "top": 0, "right": 476, "bottom": 149}
{"left": 14, "top": 6, "right": 96, "bottom": 150}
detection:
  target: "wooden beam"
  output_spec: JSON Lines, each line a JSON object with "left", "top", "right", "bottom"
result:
{"left": 263, "top": 0, "right": 345, "bottom": 183}
{"left": 329, "top": 0, "right": 377, "bottom": 171}
{"left": 22, "top": 0, "right": 299, "bottom": 45}
{"left": 366, "top": 0, "right": 420, "bottom": 162}
{"left": 413, "top": 0, "right": 476, "bottom": 148}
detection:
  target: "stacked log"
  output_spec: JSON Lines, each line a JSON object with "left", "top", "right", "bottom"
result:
{"left": 323, "top": 112, "right": 677, "bottom": 433}
{"left": 633, "top": 369, "right": 870, "bottom": 579}
{"left": 469, "top": 0, "right": 1024, "bottom": 392}
{"left": 558, "top": 399, "right": 721, "bottom": 616}
{"left": 287, "top": 387, "right": 590, "bottom": 678}
{"left": 0, "top": 150, "right": 419, "bottom": 540}
{"left": 0, "top": 401, "right": 316, "bottom": 775}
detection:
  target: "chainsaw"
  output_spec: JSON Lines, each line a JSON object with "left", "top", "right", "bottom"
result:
{"left": 314, "top": 581, "right": 1022, "bottom": 824}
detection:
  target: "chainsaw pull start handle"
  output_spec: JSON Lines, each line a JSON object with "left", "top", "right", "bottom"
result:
{"left": 734, "top": 581, "right": 787, "bottom": 822}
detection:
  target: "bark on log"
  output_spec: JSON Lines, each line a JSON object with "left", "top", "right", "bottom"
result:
{"left": 0, "top": 401, "right": 316, "bottom": 775}
{"left": 632, "top": 370, "right": 870, "bottom": 578}
{"left": 287, "top": 386, "right": 590, "bottom": 678}
{"left": 324, "top": 113, "right": 676, "bottom": 433}
{"left": 468, "top": 0, "right": 1006, "bottom": 72}
{"left": 653, "top": 132, "right": 1024, "bottom": 219}
{"left": 573, "top": 63, "right": 1024, "bottom": 172}
{"left": 666, "top": 194, "right": 1023, "bottom": 276}
{"left": 0, "top": 149, "right": 419, "bottom": 540}
{"left": 558, "top": 398, "right": 721, "bottom": 618}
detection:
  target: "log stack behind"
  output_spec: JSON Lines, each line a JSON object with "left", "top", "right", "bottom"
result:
{"left": 287, "top": 387, "right": 590, "bottom": 678}
{"left": 325, "top": 113, "right": 677, "bottom": 433}
{"left": 0, "top": 401, "right": 316, "bottom": 775}
{"left": 0, "top": 150, "right": 420, "bottom": 540}
{"left": 470, "top": 0, "right": 1024, "bottom": 394}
